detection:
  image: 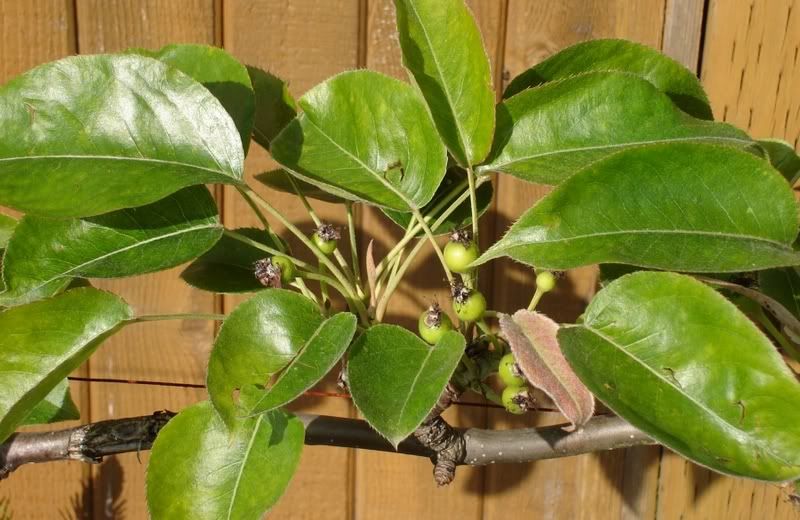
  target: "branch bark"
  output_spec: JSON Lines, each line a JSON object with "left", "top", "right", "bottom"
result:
{"left": 0, "top": 411, "right": 653, "bottom": 481}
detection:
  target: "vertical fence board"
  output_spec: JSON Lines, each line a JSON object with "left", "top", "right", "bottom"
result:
{"left": 662, "top": 0, "right": 705, "bottom": 70}
{"left": 74, "top": 2, "right": 218, "bottom": 519}
{"left": 0, "top": 2, "right": 87, "bottom": 518}
{"left": 354, "top": 2, "right": 506, "bottom": 518}
{"left": 482, "top": 2, "right": 666, "bottom": 519}
{"left": 656, "top": 2, "right": 800, "bottom": 518}
{"left": 222, "top": 1, "right": 362, "bottom": 518}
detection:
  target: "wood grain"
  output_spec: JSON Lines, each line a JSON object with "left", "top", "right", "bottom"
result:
{"left": 74, "top": 2, "right": 218, "bottom": 519}
{"left": 222, "top": 1, "right": 362, "bottom": 518}
{"left": 655, "top": 2, "right": 800, "bottom": 517}
{"left": 662, "top": 0, "right": 705, "bottom": 70}
{"left": 483, "top": 2, "right": 667, "bottom": 519}
{"left": 0, "top": 2, "right": 88, "bottom": 518}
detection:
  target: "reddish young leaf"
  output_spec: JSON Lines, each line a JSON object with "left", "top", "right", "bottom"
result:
{"left": 500, "top": 310, "right": 595, "bottom": 429}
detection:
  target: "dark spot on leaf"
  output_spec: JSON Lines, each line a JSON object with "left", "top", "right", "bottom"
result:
{"left": 662, "top": 367, "right": 682, "bottom": 388}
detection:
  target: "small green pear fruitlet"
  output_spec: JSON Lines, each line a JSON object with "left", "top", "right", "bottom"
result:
{"left": 312, "top": 223, "right": 340, "bottom": 255}
{"left": 418, "top": 303, "right": 454, "bottom": 344}
{"left": 536, "top": 271, "right": 557, "bottom": 292}
{"left": 254, "top": 256, "right": 297, "bottom": 288}
{"left": 498, "top": 353, "right": 526, "bottom": 387}
{"left": 444, "top": 229, "right": 479, "bottom": 273}
{"left": 502, "top": 385, "right": 534, "bottom": 415}
{"left": 451, "top": 281, "right": 486, "bottom": 321}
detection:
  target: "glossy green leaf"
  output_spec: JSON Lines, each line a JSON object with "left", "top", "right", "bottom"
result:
{"left": 347, "top": 325, "right": 465, "bottom": 446}
{"left": 504, "top": 39, "right": 713, "bottom": 119}
{"left": 147, "top": 401, "right": 303, "bottom": 520}
{"left": 21, "top": 379, "right": 79, "bottom": 426}
{"left": 271, "top": 70, "right": 447, "bottom": 211}
{"left": 382, "top": 168, "right": 493, "bottom": 236}
{"left": 758, "top": 139, "right": 800, "bottom": 184}
{"left": 248, "top": 67, "right": 297, "bottom": 149}
{"left": 0, "top": 287, "right": 131, "bottom": 442}
{"left": 130, "top": 44, "right": 255, "bottom": 153}
{"left": 560, "top": 272, "right": 800, "bottom": 481}
{"left": 243, "top": 312, "right": 357, "bottom": 415}
{"left": 1, "top": 186, "right": 222, "bottom": 307}
{"left": 181, "top": 227, "right": 286, "bottom": 294}
{"left": 0, "top": 214, "right": 16, "bottom": 249}
{"left": 476, "top": 143, "right": 800, "bottom": 272}
{"left": 207, "top": 289, "right": 327, "bottom": 426}
{"left": 0, "top": 54, "right": 244, "bottom": 218}
{"left": 478, "top": 72, "right": 749, "bottom": 184}
{"left": 393, "top": 0, "right": 495, "bottom": 166}
{"left": 254, "top": 169, "right": 345, "bottom": 204}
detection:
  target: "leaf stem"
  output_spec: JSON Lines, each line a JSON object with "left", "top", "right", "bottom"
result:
{"left": 527, "top": 287, "right": 545, "bottom": 311}
{"left": 466, "top": 166, "right": 481, "bottom": 289}
{"left": 286, "top": 175, "right": 359, "bottom": 290}
{"left": 242, "top": 187, "right": 369, "bottom": 323}
{"left": 375, "top": 178, "right": 470, "bottom": 279}
{"left": 346, "top": 201, "right": 363, "bottom": 291}
{"left": 222, "top": 229, "right": 313, "bottom": 271}
{"left": 375, "top": 187, "right": 474, "bottom": 320}
{"left": 412, "top": 207, "right": 453, "bottom": 283}
{"left": 291, "top": 280, "right": 320, "bottom": 306}
{"left": 298, "top": 270, "right": 361, "bottom": 317}
{"left": 755, "top": 309, "right": 800, "bottom": 363}
{"left": 132, "top": 313, "right": 226, "bottom": 323}
{"left": 319, "top": 263, "right": 331, "bottom": 313}
{"left": 234, "top": 186, "right": 286, "bottom": 252}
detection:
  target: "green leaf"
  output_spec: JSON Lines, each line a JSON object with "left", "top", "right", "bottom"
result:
{"left": 560, "top": 271, "right": 800, "bottom": 481}
{"left": 1, "top": 186, "right": 222, "bottom": 307}
{"left": 0, "top": 54, "right": 244, "bottom": 218}
{"left": 393, "top": 0, "right": 495, "bottom": 166}
{"left": 503, "top": 39, "right": 713, "bottom": 119}
{"left": 207, "top": 289, "right": 327, "bottom": 426}
{"left": 347, "top": 324, "right": 465, "bottom": 447}
{"left": 181, "top": 227, "right": 286, "bottom": 294}
{"left": 478, "top": 72, "right": 749, "bottom": 184}
{"left": 382, "top": 167, "right": 493, "bottom": 236}
{"left": 129, "top": 44, "right": 255, "bottom": 153}
{"left": 270, "top": 70, "right": 447, "bottom": 211}
{"left": 0, "top": 214, "right": 16, "bottom": 249}
{"left": 254, "top": 169, "right": 345, "bottom": 204}
{"left": 248, "top": 67, "right": 297, "bottom": 150}
{"left": 499, "top": 311, "right": 594, "bottom": 428}
{"left": 0, "top": 287, "right": 131, "bottom": 442}
{"left": 21, "top": 379, "right": 79, "bottom": 426}
{"left": 757, "top": 139, "right": 800, "bottom": 184}
{"left": 242, "top": 312, "right": 357, "bottom": 415}
{"left": 476, "top": 143, "right": 800, "bottom": 272}
{"left": 147, "top": 401, "right": 303, "bottom": 520}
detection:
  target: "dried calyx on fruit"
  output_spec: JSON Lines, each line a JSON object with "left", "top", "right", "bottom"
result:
{"left": 254, "top": 256, "right": 296, "bottom": 288}
{"left": 502, "top": 385, "right": 536, "bottom": 415}
{"left": 418, "top": 303, "right": 454, "bottom": 344}
{"left": 450, "top": 281, "right": 486, "bottom": 321}
{"left": 313, "top": 223, "right": 341, "bottom": 255}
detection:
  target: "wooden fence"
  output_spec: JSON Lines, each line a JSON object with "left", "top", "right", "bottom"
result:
{"left": 0, "top": 0, "right": 799, "bottom": 518}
